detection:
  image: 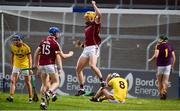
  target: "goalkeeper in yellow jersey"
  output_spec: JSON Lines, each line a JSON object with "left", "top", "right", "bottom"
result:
{"left": 6, "top": 33, "right": 33, "bottom": 103}
{"left": 90, "top": 73, "right": 128, "bottom": 104}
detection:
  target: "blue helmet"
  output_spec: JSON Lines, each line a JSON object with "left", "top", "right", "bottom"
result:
{"left": 12, "top": 33, "right": 24, "bottom": 41}
{"left": 49, "top": 27, "right": 61, "bottom": 35}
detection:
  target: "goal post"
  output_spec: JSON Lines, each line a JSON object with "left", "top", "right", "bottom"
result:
{"left": 0, "top": 6, "right": 180, "bottom": 84}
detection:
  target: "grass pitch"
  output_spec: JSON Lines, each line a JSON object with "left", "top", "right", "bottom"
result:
{"left": 0, "top": 93, "right": 180, "bottom": 110}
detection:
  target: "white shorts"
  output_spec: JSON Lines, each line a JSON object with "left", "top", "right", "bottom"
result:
{"left": 108, "top": 90, "right": 125, "bottom": 104}
{"left": 39, "top": 64, "right": 57, "bottom": 74}
{"left": 157, "top": 65, "right": 171, "bottom": 76}
{"left": 80, "top": 45, "right": 99, "bottom": 58}
{"left": 12, "top": 67, "right": 29, "bottom": 76}
{"left": 108, "top": 99, "right": 125, "bottom": 104}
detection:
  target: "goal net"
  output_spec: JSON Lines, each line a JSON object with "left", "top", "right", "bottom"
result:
{"left": 0, "top": 6, "right": 180, "bottom": 72}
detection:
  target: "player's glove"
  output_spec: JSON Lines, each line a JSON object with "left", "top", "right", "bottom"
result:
{"left": 58, "top": 69, "right": 64, "bottom": 75}
{"left": 74, "top": 40, "right": 84, "bottom": 48}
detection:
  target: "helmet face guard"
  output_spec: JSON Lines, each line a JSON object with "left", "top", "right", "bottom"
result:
{"left": 84, "top": 11, "right": 96, "bottom": 21}
{"left": 12, "top": 33, "right": 24, "bottom": 41}
{"left": 110, "top": 73, "right": 120, "bottom": 78}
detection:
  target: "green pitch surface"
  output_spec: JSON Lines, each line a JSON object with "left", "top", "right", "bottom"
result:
{"left": 0, "top": 93, "right": 180, "bottom": 110}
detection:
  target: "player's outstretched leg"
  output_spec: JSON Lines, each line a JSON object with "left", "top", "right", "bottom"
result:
{"left": 75, "top": 56, "right": 88, "bottom": 96}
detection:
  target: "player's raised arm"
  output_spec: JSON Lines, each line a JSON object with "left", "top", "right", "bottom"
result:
{"left": 92, "top": 0, "right": 101, "bottom": 23}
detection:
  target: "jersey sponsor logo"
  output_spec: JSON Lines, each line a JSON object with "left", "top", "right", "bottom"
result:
{"left": 55, "top": 72, "right": 99, "bottom": 96}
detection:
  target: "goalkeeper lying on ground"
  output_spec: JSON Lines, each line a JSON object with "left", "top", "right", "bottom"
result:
{"left": 90, "top": 72, "right": 128, "bottom": 104}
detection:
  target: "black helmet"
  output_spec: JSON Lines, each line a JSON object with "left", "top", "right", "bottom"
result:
{"left": 159, "top": 34, "right": 168, "bottom": 41}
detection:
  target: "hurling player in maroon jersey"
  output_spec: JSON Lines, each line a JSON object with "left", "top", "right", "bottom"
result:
{"left": 75, "top": 0, "right": 105, "bottom": 96}
{"left": 148, "top": 35, "right": 176, "bottom": 100}
{"left": 34, "top": 27, "right": 73, "bottom": 109}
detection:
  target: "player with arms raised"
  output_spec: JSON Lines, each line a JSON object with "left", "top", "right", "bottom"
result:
{"left": 6, "top": 33, "right": 33, "bottom": 103}
{"left": 148, "top": 35, "right": 176, "bottom": 100}
{"left": 75, "top": 0, "right": 105, "bottom": 96}
{"left": 90, "top": 73, "right": 128, "bottom": 104}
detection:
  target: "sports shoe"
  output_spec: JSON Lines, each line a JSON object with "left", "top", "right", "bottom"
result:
{"left": 40, "top": 102, "right": 47, "bottom": 110}
{"left": 160, "top": 89, "right": 167, "bottom": 100}
{"left": 52, "top": 94, "right": 57, "bottom": 102}
{"left": 45, "top": 92, "right": 50, "bottom": 105}
{"left": 100, "top": 81, "right": 106, "bottom": 87}
{"left": 6, "top": 96, "right": 13, "bottom": 102}
{"left": 89, "top": 96, "right": 99, "bottom": 102}
{"left": 29, "top": 98, "right": 33, "bottom": 103}
{"left": 98, "top": 96, "right": 105, "bottom": 102}
{"left": 160, "top": 93, "right": 167, "bottom": 100}
{"left": 75, "top": 90, "right": 85, "bottom": 96}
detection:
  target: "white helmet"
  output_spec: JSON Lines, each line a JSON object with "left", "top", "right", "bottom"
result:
{"left": 110, "top": 73, "right": 120, "bottom": 78}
